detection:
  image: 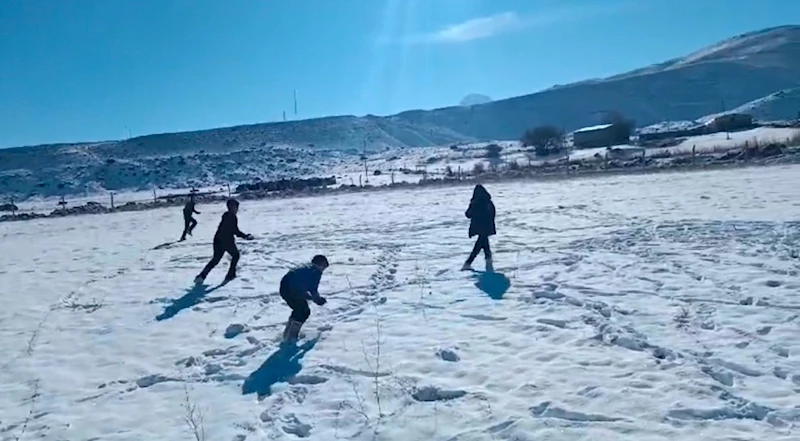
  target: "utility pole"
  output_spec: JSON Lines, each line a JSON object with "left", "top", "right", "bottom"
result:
{"left": 721, "top": 99, "right": 731, "bottom": 140}
{"left": 362, "top": 138, "right": 369, "bottom": 184}
{"left": 294, "top": 89, "right": 298, "bottom": 116}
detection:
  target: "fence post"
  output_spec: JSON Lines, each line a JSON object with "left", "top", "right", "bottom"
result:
{"left": 109, "top": 192, "right": 116, "bottom": 210}
{"left": 153, "top": 189, "right": 157, "bottom": 203}
{"left": 227, "top": 183, "right": 231, "bottom": 197}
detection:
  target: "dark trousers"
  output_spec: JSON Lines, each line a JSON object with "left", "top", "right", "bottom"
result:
{"left": 198, "top": 239, "right": 239, "bottom": 279}
{"left": 180, "top": 215, "right": 197, "bottom": 240}
{"left": 280, "top": 278, "right": 311, "bottom": 323}
{"left": 466, "top": 235, "right": 492, "bottom": 264}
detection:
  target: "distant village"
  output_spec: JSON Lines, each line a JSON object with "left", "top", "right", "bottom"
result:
{"left": 572, "top": 112, "right": 782, "bottom": 149}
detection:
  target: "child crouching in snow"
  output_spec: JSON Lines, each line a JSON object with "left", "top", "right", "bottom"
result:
{"left": 280, "top": 255, "right": 330, "bottom": 343}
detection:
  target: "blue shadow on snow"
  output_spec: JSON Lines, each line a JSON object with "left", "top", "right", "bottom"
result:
{"left": 473, "top": 270, "right": 511, "bottom": 300}
{"left": 155, "top": 281, "right": 228, "bottom": 321}
{"left": 242, "top": 338, "right": 319, "bottom": 397}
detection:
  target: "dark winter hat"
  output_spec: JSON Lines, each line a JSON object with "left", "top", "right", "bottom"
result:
{"left": 312, "top": 254, "right": 329, "bottom": 268}
{"left": 226, "top": 198, "right": 240, "bottom": 209}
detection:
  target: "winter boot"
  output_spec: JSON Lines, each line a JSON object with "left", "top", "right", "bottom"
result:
{"left": 485, "top": 257, "right": 494, "bottom": 273}
{"left": 461, "top": 262, "right": 472, "bottom": 271}
{"left": 194, "top": 275, "right": 205, "bottom": 285}
{"left": 282, "top": 320, "right": 303, "bottom": 344}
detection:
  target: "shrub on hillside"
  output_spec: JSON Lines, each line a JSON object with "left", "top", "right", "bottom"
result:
{"left": 789, "top": 131, "right": 800, "bottom": 147}
{"left": 601, "top": 111, "right": 635, "bottom": 141}
{"left": 485, "top": 144, "right": 503, "bottom": 159}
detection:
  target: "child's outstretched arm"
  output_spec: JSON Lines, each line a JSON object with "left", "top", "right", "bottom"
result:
{"left": 232, "top": 216, "right": 252, "bottom": 239}
{"left": 308, "top": 271, "right": 326, "bottom": 305}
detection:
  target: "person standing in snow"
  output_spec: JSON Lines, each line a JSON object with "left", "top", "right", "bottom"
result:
{"left": 462, "top": 184, "right": 496, "bottom": 271}
{"left": 279, "top": 255, "right": 329, "bottom": 344}
{"left": 195, "top": 199, "right": 253, "bottom": 284}
{"left": 179, "top": 193, "right": 200, "bottom": 241}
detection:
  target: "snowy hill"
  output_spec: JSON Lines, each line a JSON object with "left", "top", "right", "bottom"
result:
{"left": 2, "top": 165, "right": 800, "bottom": 440}
{"left": 3, "top": 25, "right": 800, "bottom": 200}
{"left": 706, "top": 88, "right": 800, "bottom": 122}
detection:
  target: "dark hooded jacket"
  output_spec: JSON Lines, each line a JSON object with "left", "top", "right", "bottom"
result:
{"left": 282, "top": 264, "right": 324, "bottom": 302}
{"left": 465, "top": 185, "right": 496, "bottom": 238}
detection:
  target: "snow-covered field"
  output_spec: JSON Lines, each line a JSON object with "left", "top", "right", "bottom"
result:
{"left": 673, "top": 127, "right": 799, "bottom": 153}
{"left": 2, "top": 165, "right": 800, "bottom": 441}
{"left": 569, "top": 128, "right": 800, "bottom": 161}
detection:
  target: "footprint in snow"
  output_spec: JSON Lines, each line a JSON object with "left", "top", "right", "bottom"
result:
{"left": 412, "top": 386, "right": 467, "bottom": 402}
{"left": 531, "top": 401, "right": 623, "bottom": 422}
{"left": 436, "top": 348, "right": 460, "bottom": 362}
{"left": 537, "top": 318, "right": 568, "bottom": 329}
{"left": 225, "top": 323, "right": 247, "bottom": 339}
{"left": 281, "top": 414, "right": 312, "bottom": 438}
{"left": 461, "top": 313, "right": 506, "bottom": 321}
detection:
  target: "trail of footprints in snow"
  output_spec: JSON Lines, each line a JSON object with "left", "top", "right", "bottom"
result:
{"left": 238, "top": 248, "right": 407, "bottom": 438}
{"left": 285, "top": 245, "right": 403, "bottom": 328}
{"left": 529, "top": 282, "right": 800, "bottom": 426}
{"left": 79, "top": 247, "right": 446, "bottom": 439}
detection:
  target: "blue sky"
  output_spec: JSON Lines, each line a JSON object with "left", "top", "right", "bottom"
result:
{"left": 1, "top": 0, "right": 798, "bottom": 148}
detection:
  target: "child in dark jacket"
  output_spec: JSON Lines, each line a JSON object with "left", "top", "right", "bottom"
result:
{"left": 195, "top": 199, "right": 253, "bottom": 284}
{"left": 462, "top": 184, "right": 496, "bottom": 271}
{"left": 280, "top": 255, "right": 329, "bottom": 344}
{"left": 179, "top": 193, "right": 200, "bottom": 241}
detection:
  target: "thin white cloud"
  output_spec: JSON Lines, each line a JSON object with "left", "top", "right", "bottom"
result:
{"left": 430, "top": 12, "right": 522, "bottom": 44}
{"left": 383, "top": 3, "right": 635, "bottom": 46}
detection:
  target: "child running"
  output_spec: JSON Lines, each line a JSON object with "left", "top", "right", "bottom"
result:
{"left": 279, "top": 255, "right": 329, "bottom": 344}
{"left": 179, "top": 193, "right": 200, "bottom": 241}
{"left": 194, "top": 199, "right": 253, "bottom": 284}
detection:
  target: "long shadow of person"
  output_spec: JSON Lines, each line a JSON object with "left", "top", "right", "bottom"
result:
{"left": 155, "top": 281, "right": 228, "bottom": 321}
{"left": 152, "top": 241, "right": 176, "bottom": 251}
{"left": 242, "top": 338, "right": 319, "bottom": 399}
{"left": 472, "top": 270, "right": 511, "bottom": 300}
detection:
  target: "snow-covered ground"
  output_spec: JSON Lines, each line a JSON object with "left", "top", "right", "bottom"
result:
{"left": 672, "top": 127, "right": 799, "bottom": 153}
{"left": 12, "top": 185, "right": 232, "bottom": 214}
{"left": 2, "top": 165, "right": 800, "bottom": 441}
{"left": 567, "top": 127, "right": 800, "bottom": 162}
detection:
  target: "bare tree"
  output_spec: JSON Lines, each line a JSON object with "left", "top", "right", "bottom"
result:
{"left": 521, "top": 125, "right": 565, "bottom": 157}
{"left": 601, "top": 111, "right": 635, "bottom": 142}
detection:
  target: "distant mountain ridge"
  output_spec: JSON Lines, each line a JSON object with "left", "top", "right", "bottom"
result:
{"left": 460, "top": 94, "right": 493, "bottom": 106}
{"left": 2, "top": 25, "right": 800, "bottom": 199}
